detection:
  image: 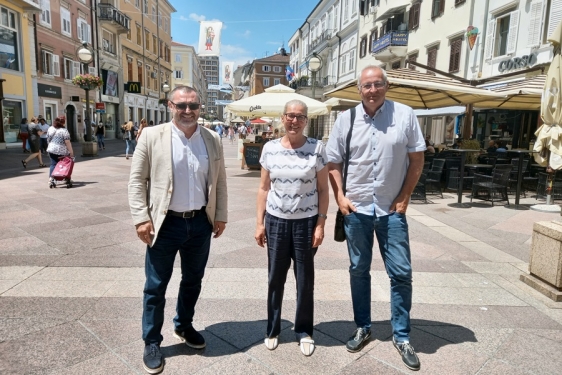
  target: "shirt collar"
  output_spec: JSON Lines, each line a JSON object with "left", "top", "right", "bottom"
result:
{"left": 171, "top": 123, "right": 201, "bottom": 139}
{"left": 361, "top": 100, "right": 387, "bottom": 120}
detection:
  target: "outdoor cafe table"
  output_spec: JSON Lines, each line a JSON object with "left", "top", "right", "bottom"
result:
{"left": 448, "top": 149, "right": 481, "bottom": 208}
{"left": 506, "top": 149, "right": 537, "bottom": 210}
{"left": 465, "top": 164, "right": 493, "bottom": 173}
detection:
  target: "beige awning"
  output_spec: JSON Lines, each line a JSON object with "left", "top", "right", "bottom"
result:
{"left": 324, "top": 97, "right": 360, "bottom": 111}
{"left": 325, "top": 69, "right": 504, "bottom": 109}
{"left": 473, "top": 75, "right": 545, "bottom": 110}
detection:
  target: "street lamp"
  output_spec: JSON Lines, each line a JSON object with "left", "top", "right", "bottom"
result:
{"left": 162, "top": 81, "right": 170, "bottom": 122}
{"left": 77, "top": 42, "right": 94, "bottom": 143}
{"left": 307, "top": 52, "right": 323, "bottom": 139}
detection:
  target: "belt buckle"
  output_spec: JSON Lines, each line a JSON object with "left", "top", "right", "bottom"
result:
{"left": 182, "top": 211, "right": 194, "bottom": 218}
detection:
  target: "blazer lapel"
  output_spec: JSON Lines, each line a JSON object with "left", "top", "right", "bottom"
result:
{"left": 160, "top": 123, "right": 173, "bottom": 182}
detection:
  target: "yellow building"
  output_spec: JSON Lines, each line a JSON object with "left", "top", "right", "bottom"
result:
{"left": 120, "top": 0, "right": 175, "bottom": 125}
{"left": 0, "top": 0, "right": 41, "bottom": 148}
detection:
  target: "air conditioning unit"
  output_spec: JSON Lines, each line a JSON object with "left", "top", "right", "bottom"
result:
{"left": 370, "top": 6, "right": 377, "bottom": 14}
{"left": 150, "top": 72, "right": 156, "bottom": 78}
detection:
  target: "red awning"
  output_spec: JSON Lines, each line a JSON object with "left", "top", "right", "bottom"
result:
{"left": 250, "top": 118, "right": 268, "bottom": 124}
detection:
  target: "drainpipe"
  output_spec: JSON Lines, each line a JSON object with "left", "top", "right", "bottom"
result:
{"left": 91, "top": 0, "right": 102, "bottom": 106}
{"left": 463, "top": 0, "right": 476, "bottom": 80}
{"left": 477, "top": 0, "right": 491, "bottom": 80}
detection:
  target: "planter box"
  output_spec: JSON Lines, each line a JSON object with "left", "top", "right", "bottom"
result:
{"left": 82, "top": 141, "right": 98, "bottom": 157}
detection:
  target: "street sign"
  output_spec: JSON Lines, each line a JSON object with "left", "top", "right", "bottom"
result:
{"left": 95, "top": 102, "right": 106, "bottom": 113}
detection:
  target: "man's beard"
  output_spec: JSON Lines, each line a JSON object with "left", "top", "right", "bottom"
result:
{"left": 174, "top": 115, "right": 197, "bottom": 129}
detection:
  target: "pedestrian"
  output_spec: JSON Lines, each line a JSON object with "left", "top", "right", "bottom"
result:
{"left": 128, "top": 85, "right": 228, "bottom": 374}
{"left": 38, "top": 117, "right": 49, "bottom": 154}
{"left": 95, "top": 122, "right": 105, "bottom": 150}
{"left": 326, "top": 65, "right": 425, "bottom": 371}
{"left": 255, "top": 99, "right": 329, "bottom": 357}
{"left": 239, "top": 124, "right": 247, "bottom": 139}
{"left": 19, "top": 118, "right": 30, "bottom": 153}
{"left": 121, "top": 121, "right": 136, "bottom": 159}
{"left": 228, "top": 125, "right": 234, "bottom": 144}
{"left": 136, "top": 118, "right": 147, "bottom": 141}
{"left": 21, "top": 118, "right": 47, "bottom": 169}
{"left": 216, "top": 123, "right": 223, "bottom": 140}
{"left": 46, "top": 116, "right": 74, "bottom": 185}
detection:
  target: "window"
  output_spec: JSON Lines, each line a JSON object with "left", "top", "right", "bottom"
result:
{"left": 546, "top": 0, "right": 562, "bottom": 45}
{"left": 143, "top": 0, "right": 148, "bottom": 14}
{"left": 60, "top": 7, "right": 71, "bottom": 37}
{"left": 145, "top": 30, "right": 150, "bottom": 50}
{"left": 127, "top": 27, "right": 131, "bottom": 40}
{"left": 274, "top": 78, "right": 280, "bottom": 85}
{"left": 102, "top": 29, "right": 115, "bottom": 54}
{"left": 348, "top": 49, "right": 355, "bottom": 71}
{"left": 135, "top": 0, "right": 140, "bottom": 8}
{"left": 408, "top": 2, "right": 421, "bottom": 30}
{"left": 64, "top": 58, "right": 79, "bottom": 80}
{"left": 0, "top": 6, "right": 19, "bottom": 71}
{"left": 77, "top": 18, "right": 91, "bottom": 43}
{"left": 152, "top": 5, "right": 156, "bottom": 23}
{"left": 262, "top": 65, "right": 271, "bottom": 72}
{"left": 159, "top": 11, "right": 163, "bottom": 28}
{"left": 343, "top": 0, "right": 349, "bottom": 22}
{"left": 391, "top": 61, "right": 401, "bottom": 70}
{"left": 359, "top": 36, "right": 367, "bottom": 58}
{"left": 136, "top": 24, "right": 141, "bottom": 45}
{"left": 431, "top": 0, "right": 445, "bottom": 19}
{"left": 340, "top": 53, "right": 347, "bottom": 74}
{"left": 153, "top": 35, "right": 157, "bottom": 54}
{"left": 127, "top": 60, "right": 133, "bottom": 81}
{"left": 40, "top": 0, "right": 51, "bottom": 27}
{"left": 455, "top": 0, "right": 466, "bottom": 5}
{"left": 485, "top": 10, "right": 520, "bottom": 59}
{"left": 273, "top": 66, "right": 281, "bottom": 73}
{"left": 174, "top": 70, "right": 183, "bottom": 79}
{"left": 368, "top": 28, "right": 378, "bottom": 54}
{"left": 408, "top": 52, "right": 418, "bottom": 70}
{"left": 427, "top": 46, "right": 438, "bottom": 75}
{"left": 333, "top": 3, "right": 339, "bottom": 30}
{"left": 175, "top": 53, "right": 181, "bottom": 62}
{"left": 138, "top": 63, "right": 143, "bottom": 86}
{"left": 42, "top": 50, "right": 59, "bottom": 76}
{"left": 449, "top": 37, "right": 462, "bottom": 73}
{"left": 263, "top": 77, "right": 270, "bottom": 86}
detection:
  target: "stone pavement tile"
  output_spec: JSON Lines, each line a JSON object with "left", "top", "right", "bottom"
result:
{"left": 0, "top": 236, "right": 55, "bottom": 255}
{"left": 65, "top": 214, "right": 118, "bottom": 228}
{"left": 0, "top": 296, "right": 96, "bottom": 320}
{"left": 80, "top": 319, "right": 140, "bottom": 350}
{"left": 368, "top": 327, "right": 489, "bottom": 375}
{"left": 413, "top": 286, "right": 527, "bottom": 306}
{"left": 46, "top": 352, "right": 135, "bottom": 375}
{"left": 0, "top": 227, "right": 28, "bottom": 240}
{"left": 0, "top": 265, "right": 43, "bottom": 280}
{"left": 411, "top": 272, "right": 496, "bottom": 288}
{"left": 210, "top": 237, "right": 259, "bottom": 255}
{"left": 89, "top": 205, "right": 131, "bottom": 214}
{"left": 30, "top": 266, "right": 144, "bottom": 281}
{"left": 0, "top": 317, "right": 70, "bottom": 342}
{"left": 246, "top": 329, "right": 357, "bottom": 375}
{"left": 493, "top": 329, "right": 562, "bottom": 374}
{"left": 114, "top": 334, "right": 239, "bottom": 375}
{"left": 316, "top": 282, "right": 352, "bottom": 301}
{"left": 3, "top": 279, "right": 115, "bottom": 298}
{"left": 208, "top": 247, "right": 268, "bottom": 269}
{"left": 0, "top": 280, "right": 19, "bottom": 294}
{"left": 196, "top": 299, "right": 283, "bottom": 322}
{"left": 200, "top": 281, "right": 273, "bottom": 300}
{"left": 462, "top": 261, "right": 526, "bottom": 275}
{"left": 430, "top": 226, "right": 477, "bottom": 242}
{"left": 206, "top": 267, "right": 267, "bottom": 282}
{"left": 194, "top": 352, "right": 273, "bottom": 375}
{"left": 16, "top": 219, "right": 76, "bottom": 234}
{"left": 411, "top": 259, "right": 476, "bottom": 273}
{"left": 459, "top": 241, "right": 522, "bottom": 263}
{"left": 476, "top": 358, "right": 533, "bottom": 375}
{"left": 0, "top": 321, "right": 107, "bottom": 374}
{"left": 315, "top": 320, "right": 393, "bottom": 349}
{"left": 205, "top": 319, "right": 293, "bottom": 350}
{"left": 80, "top": 297, "right": 142, "bottom": 321}
{"left": 51, "top": 254, "right": 145, "bottom": 268}
{"left": 340, "top": 354, "right": 407, "bottom": 375}
{"left": 491, "top": 307, "right": 562, "bottom": 330}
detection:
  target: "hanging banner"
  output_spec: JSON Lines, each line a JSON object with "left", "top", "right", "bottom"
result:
{"left": 222, "top": 61, "right": 234, "bottom": 84}
{"left": 198, "top": 21, "right": 223, "bottom": 56}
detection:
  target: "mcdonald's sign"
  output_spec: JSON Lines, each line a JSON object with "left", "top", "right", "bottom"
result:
{"left": 125, "top": 81, "right": 141, "bottom": 93}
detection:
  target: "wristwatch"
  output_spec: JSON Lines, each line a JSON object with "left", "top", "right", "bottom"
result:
{"left": 318, "top": 213, "right": 328, "bottom": 219}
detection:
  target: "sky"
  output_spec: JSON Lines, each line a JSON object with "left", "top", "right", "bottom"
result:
{"left": 169, "top": 0, "right": 318, "bottom": 72}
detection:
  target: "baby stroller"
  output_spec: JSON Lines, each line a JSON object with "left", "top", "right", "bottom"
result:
{"left": 50, "top": 156, "right": 74, "bottom": 189}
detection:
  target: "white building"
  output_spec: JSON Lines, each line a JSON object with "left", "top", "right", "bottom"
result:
{"left": 170, "top": 42, "right": 207, "bottom": 108}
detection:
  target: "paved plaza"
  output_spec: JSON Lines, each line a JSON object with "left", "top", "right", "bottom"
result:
{"left": 1, "top": 138, "right": 562, "bottom": 374}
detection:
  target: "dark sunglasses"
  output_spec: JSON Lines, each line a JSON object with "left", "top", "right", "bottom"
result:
{"left": 170, "top": 101, "right": 200, "bottom": 111}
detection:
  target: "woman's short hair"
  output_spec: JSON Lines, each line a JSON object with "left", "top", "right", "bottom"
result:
{"left": 54, "top": 116, "right": 66, "bottom": 128}
{"left": 30, "top": 117, "right": 37, "bottom": 123}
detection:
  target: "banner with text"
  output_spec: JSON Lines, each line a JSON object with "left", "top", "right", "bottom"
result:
{"left": 222, "top": 61, "right": 234, "bottom": 84}
{"left": 198, "top": 21, "right": 223, "bottom": 56}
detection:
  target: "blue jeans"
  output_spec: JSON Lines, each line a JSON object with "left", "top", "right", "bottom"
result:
{"left": 96, "top": 134, "right": 105, "bottom": 148}
{"left": 265, "top": 213, "right": 317, "bottom": 340}
{"left": 344, "top": 211, "right": 412, "bottom": 342}
{"left": 142, "top": 213, "right": 212, "bottom": 345}
{"left": 48, "top": 153, "right": 62, "bottom": 177}
{"left": 125, "top": 139, "right": 136, "bottom": 155}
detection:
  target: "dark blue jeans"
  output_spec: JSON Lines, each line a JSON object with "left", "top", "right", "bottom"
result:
{"left": 344, "top": 212, "right": 412, "bottom": 342}
{"left": 142, "top": 213, "right": 212, "bottom": 345}
{"left": 265, "top": 213, "right": 317, "bottom": 340}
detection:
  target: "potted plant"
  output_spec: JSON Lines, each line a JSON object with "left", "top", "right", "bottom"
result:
{"left": 71, "top": 74, "right": 103, "bottom": 90}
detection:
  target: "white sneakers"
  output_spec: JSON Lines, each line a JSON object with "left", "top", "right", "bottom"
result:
{"left": 264, "top": 335, "right": 315, "bottom": 356}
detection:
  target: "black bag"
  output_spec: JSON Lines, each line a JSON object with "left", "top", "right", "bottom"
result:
{"left": 334, "top": 108, "right": 356, "bottom": 242}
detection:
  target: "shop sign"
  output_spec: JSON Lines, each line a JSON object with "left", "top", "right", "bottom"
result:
{"left": 38, "top": 83, "right": 62, "bottom": 99}
{"left": 95, "top": 102, "right": 105, "bottom": 113}
{"left": 125, "top": 81, "right": 141, "bottom": 93}
{"left": 498, "top": 53, "right": 537, "bottom": 72}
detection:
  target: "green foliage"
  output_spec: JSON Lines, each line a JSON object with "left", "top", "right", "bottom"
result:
{"left": 462, "top": 139, "right": 482, "bottom": 164}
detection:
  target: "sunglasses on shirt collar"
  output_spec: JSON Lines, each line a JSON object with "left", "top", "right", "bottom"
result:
{"left": 170, "top": 101, "right": 201, "bottom": 111}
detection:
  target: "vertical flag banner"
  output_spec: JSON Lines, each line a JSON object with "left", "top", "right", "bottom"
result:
{"left": 286, "top": 65, "right": 295, "bottom": 81}
{"left": 198, "top": 21, "right": 223, "bottom": 56}
{"left": 222, "top": 61, "right": 234, "bottom": 84}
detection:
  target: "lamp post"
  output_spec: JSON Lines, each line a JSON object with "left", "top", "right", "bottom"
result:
{"left": 77, "top": 42, "right": 95, "bottom": 143}
{"left": 162, "top": 81, "right": 170, "bottom": 122}
{"left": 307, "top": 52, "right": 323, "bottom": 139}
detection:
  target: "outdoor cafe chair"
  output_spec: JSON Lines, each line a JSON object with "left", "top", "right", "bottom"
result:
{"left": 470, "top": 164, "right": 512, "bottom": 206}
{"left": 411, "top": 173, "right": 427, "bottom": 203}
{"left": 425, "top": 159, "right": 446, "bottom": 198}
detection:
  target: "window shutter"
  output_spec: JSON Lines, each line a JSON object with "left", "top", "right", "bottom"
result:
{"left": 89, "top": 67, "right": 96, "bottom": 76}
{"left": 72, "top": 61, "right": 80, "bottom": 78}
{"left": 42, "top": 51, "right": 47, "bottom": 73}
{"left": 439, "top": 0, "right": 446, "bottom": 15}
{"left": 360, "top": 0, "right": 366, "bottom": 16}
{"left": 548, "top": 0, "right": 562, "bottom": 40}
{"left": 506, "top": 10, "right": 520, "bottom": 54}
{"left": 449, "top": 38, "right": 461, "bottom": 73}
{"left": 527, "top": 0, "right": 545, "bottom": 47}
{"left": 53, "top": 55, "right": 60, "bottom": 76}
{"left": 484, "top": 18, "right": 496, "bottom": 60}
{"left": 87, "top": 24, "right": 92, "bottom": 43}
{"left": 408, "top": 9, "right": 413, "bottom": 30}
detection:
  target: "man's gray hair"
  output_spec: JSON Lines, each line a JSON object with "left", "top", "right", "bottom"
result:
{"left": 168, "top": 85, "right": 200, "bottom": 102}
{"left": 283, "top": 99, "right": 308, "bottom": 115}
{"left": 357, "top": 65, "right": 388, "bottom": 87}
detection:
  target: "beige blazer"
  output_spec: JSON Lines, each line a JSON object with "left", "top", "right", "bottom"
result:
{"left": 128, "top": 122, "right": 228, "bottom": 245}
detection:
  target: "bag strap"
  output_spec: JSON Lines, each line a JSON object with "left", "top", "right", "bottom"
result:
{"left": 342, "top": 107, "right": 356, "bottom": 195}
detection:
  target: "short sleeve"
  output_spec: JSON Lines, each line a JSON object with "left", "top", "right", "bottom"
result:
{"left": 316, "top": 141, "right": 328, "bottom": 171}
{"left": 259, "top": 142, "right": 269, "bottom": 170}
{"left": 407, "top": 108, "right": 426, "bottom": 153}
{"left": 62, "top": 129, "right": 71, "bottom": 141}
{"left": 325, "top": 111, "right": 347, "bottom": 163}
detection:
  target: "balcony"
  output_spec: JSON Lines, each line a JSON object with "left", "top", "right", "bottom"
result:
{"left": 371, "top": 31, "right": 409, "bottom": 62}
{"left": 98, "top": 3, "right": 130, "bottom": 33}
{"left": 307, "top": 30, "right": 332, "bottom": 55}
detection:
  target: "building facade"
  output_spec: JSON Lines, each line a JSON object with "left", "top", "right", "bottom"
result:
{"left": 199, "top": 55, "right": 220, "bottom": 120}
{"left": 170, "top": 41, "right": 207, "bottom": 107}
{"left": 0, "top": 0, "right": 41, "bottom": 147}
{"left": 249, "top": 52, "right": 290, "bottom": 96}
{"left": 120, "top": 0, "right": 175, "bottom": 126}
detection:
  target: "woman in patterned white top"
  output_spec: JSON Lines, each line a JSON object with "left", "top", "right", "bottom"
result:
{"left": 255, "top": 99, "right": 329, "bottom": 357}
{"left": 46, "top": 116, "right": 74, "bottom": 182}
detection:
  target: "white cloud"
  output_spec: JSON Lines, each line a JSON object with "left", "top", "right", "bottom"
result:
{"left": 266, "top": 40, "right": 283, "bottom": 46}
{"left": 237, "top": 30, "right": 251, "bottom": 38}
{"left": 221, "top": 44, "right": 249, "bottom": 55}
{"left": 188, "top": 13, "right": 206, "bottom": 22}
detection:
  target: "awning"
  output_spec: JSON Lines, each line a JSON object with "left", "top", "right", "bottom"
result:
{"left": 473, "top": 74, "right": 545, "bottom": 110}
{"left": 375, "top": 3, "right": 409, "bottom": 22}
{"left": 324, "top": 97, "right": 360, "bottom": 111}
{"left": 414, "top": 106, "right": 466, "bottom": 117}
{"left": 326, "top": 69, "right": 504, "bottom": 109}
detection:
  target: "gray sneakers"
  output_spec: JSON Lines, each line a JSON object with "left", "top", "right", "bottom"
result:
{"left": 346, "top": 327, "right": 371, "bottom": 352}
{"left": 143, "top": 343, "right": 163, "bottom": 374}
{"left": 393, "top": 337, "right": 421, "bottom": 371}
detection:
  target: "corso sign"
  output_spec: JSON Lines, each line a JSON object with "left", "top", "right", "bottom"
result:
{"left": 498, "top": 53, "right": 537, "bottom": 72}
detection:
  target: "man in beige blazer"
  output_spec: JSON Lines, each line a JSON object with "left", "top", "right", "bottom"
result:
{"left": 128, "top": 86, "right": 227, "bottom": 374}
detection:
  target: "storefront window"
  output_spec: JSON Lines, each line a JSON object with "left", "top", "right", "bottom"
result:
{"left": 3, "top": 100, "right": 22, "bottom": 143}
{"left": 0, "top": 7, "right": 19, "bottom": 71}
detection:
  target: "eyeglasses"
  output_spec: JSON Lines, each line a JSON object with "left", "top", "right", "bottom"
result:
{"left": 170, "top": 101, "right": 200, "bottom": 111}
{"left": 359, "top": 81, "right": 386, "bottom": 91}
{"left": 284, "top": 113, "right": 308, "bottom": 122}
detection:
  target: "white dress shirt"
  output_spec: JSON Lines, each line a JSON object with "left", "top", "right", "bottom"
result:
{"left": 168, "top": 124, "right": 209, "bottom": 212}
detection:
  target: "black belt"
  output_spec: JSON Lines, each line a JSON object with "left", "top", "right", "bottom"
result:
{"left": 168, "top": 207, "right": 205, "bottom": 218}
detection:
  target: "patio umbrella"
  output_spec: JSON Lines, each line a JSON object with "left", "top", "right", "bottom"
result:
{"left": 325, "top": 69, "right": 504, "bottom": 109}
{"left": 226, "top": 84, "right": 329, "bottom": 117}
{"left": 324, "top": 97, "right": 360, "bottom": 111}
{"left": 471, "top": 75, "right": 545, "bottom": 110}
{"left": 250, "top": 118, "right": 269, "bottom": 124}
{"left": 230, "top": 117, "right": 245, "bottom": 124}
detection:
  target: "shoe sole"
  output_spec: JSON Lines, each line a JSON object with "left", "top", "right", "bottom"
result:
{"left": 173, "top": 331, "right": 206, "bottom": 349}
{"left": 393, "top": 342, "right": 421, "bottom": 371}
{"left": 346, "top": 332, "right": 372, "bottom": 353}
{"left": 142, "top": 362, "right": 163, "bottom": 374}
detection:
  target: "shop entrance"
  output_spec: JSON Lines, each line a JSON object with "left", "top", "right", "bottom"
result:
{"left": 66, "top": 105, "right": 76, "bottom": 141}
